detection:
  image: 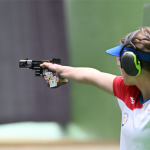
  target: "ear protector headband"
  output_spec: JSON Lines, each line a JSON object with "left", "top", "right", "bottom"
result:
{"left": 119, "top": 30, "right": 141, "bottom": 76}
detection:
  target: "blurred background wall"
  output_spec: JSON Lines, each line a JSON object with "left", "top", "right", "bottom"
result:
{"left": 0, "top": 1, "right": 70, "bottom": 124}
{"left": 0, "top": 0, "right": 149, "bottom": 143}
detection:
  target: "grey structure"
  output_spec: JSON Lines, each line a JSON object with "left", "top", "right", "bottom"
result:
{"left": 0, "top": 0, "right": 70, "bottom": 124}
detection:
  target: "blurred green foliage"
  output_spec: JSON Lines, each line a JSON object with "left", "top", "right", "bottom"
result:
{"left": 64, "top": 0, "right": 149, "bottom": 140}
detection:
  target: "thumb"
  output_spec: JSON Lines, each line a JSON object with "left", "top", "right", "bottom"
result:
{"left": 40, "top": 62, "right": 56, "bottom": 71}
{"left": 40, "top": 62, "right": 48, "bottom": 67}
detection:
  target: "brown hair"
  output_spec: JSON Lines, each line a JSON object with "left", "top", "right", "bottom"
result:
{"left": 121, "top": 27, "right": 150, "bottom": 72}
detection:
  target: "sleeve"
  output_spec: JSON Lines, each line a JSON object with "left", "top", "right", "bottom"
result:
{"left": 113, "top": 76, "right": 128, "bottom": 101}
{"left": 113, "top": 76, "right": 142, "bottom": 111}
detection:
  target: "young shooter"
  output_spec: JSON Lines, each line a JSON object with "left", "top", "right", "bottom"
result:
{"left": 40, "top": 27, "right": 150, "bottom": 150}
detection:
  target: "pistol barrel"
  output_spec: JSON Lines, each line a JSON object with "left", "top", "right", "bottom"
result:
{"left": 19, "top": 60, "right": 32, "bottom": 68}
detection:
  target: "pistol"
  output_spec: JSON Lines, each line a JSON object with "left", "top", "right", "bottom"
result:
{"left": 19, "top": 58, "right": 68, "bottom": 88}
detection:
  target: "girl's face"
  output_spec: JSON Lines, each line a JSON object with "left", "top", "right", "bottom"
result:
{"left": 116, "top": 57, "right": 120, "bottom": 65}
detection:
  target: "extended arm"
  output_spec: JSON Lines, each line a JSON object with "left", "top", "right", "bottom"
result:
{"left": 40, "top": 63, "right": 116, "bottom": 96}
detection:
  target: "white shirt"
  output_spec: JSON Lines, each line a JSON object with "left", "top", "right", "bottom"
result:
{"left": 113, "top": 76, "right": 150, "bottom": 150}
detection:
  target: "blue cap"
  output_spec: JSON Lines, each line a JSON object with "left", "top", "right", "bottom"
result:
{"left": 106, "top": 44, "right": 150, "bottom": 62}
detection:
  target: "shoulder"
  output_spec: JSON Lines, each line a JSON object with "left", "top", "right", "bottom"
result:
{"left": 113, "top": 76, "right": 140, "bottom": 100}
{"left": 113, "top": 76, "right": 142, "bottom": 110}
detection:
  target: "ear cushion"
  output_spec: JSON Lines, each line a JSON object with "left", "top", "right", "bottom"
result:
{"left": 121, "top": 52, "right": 141, "bottom": 76}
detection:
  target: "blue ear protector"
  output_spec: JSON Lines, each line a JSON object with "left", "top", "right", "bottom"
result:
{"left": 119, "top": 30, "right": 141, "bottom": 76}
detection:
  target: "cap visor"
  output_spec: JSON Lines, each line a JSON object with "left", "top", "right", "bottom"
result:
{"left": 106, "top": 45, "right": 122, "bottom": 57}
